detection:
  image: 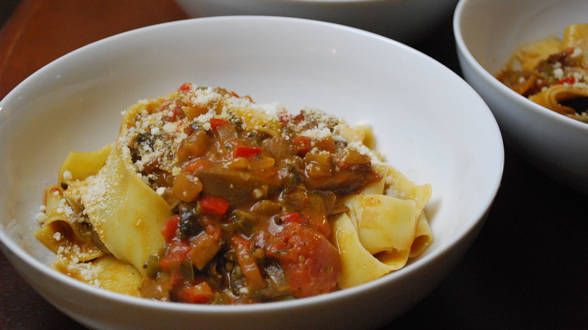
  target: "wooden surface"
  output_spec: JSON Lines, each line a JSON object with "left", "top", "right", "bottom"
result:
{"left": 1, "top": 1, "right": 587, "bottom": 329}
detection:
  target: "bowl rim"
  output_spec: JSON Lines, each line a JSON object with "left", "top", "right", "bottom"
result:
{"left": 453, "top": 0, "right": 588, "bottom": 132}
{"left": 188, "top": 0, "right": 397, "bottom": 5}
{"left": 0, "top": 15, "right": 504, "bottom": 313}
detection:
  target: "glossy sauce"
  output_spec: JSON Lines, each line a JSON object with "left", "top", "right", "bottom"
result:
{"left": 133, "top": 86, "right": 380, "bottom": 304}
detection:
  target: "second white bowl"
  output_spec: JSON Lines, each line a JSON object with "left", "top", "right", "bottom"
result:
{"left": 454, "top": 0, "right": 588, "bottom": 192}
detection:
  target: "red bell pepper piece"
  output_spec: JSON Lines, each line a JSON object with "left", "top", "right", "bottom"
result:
{"left": 200, "top": 196, "right": 230, "bottom": 216}
{"left": 555, "top": 76, "right": 575, "bottom": 85}
{"left": 234, "top": 146, "right": 261, "bottom": 158}
{"left": 159, "top": 239, "right": 191, "bottom": 270}
{"left": 178, "top": 82, "right": 192, "bottom": 92}
{"left": 210, "top": 118, "right": 229, "bottom": 129}
{"left": 177, "top": 282, "right": 214, "bottom": 303}
{"left": 161, "top": 215, "right": 180, "bottom": 242}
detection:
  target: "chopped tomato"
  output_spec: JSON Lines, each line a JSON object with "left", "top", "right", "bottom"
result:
{"left": 231, "top": 236, "right": 266, "bottom": 290}
{"left": 190, "top": 225, "right": 222, "bottom": 270}
{"left": 177, "top": 282, "right": 214, "bottom": 303}
{"left": 555, "top": 76, "right": 575, "bottom": 85}
{"left": 184, "top": 158, "right": 211, "bottom": 174}
{"left": 316, "top": 136, "right": 335, "bottom": 153}
{"left": 307, "top": 214, "right": 330, "bottom": 238}
{"left": 200, "top": 196, "right": 230, "bottom": 216}
{"left": 161, "top": 215, "right": 180, "bottom": 242}
{"left": 165, "top": 106, "right": 185, "bottom": 121}
{"left": 278, "top": 112, "right": 291, "bottom": 125}
{"left": 178, "top": 82, "right": 192, "bottom": 92}
{"left": 210, "top": 118, "right": 229, "bottom": 129}
{"left": 281, "top": 213, "right": 305, "bottom": 225}
{"left": 234, "top": 146, "right": 261, "bottom": 158}
{"left": 292, "top": 113, "right": 305, "bottom": 125}
{"left": 266, "top": 222, "right": 341, "bottom": 298}
{"left": 281, "top": 212, "right": 330, "bottom": 237}
{"left": 172, "top": 172, "right": 203, "bottom": 202}
{"left": 169, "top": 269, "right": 184, "bottom": 287}
{"left": 293, "top": 136, "right": 312, "bottom": 156}
{"left": 160, "top": 239, "right": 192, "bottom": 270}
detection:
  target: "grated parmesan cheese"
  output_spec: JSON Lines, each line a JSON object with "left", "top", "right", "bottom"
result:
{"left": 553, "top": 68, "right": 564, "bottom": 79}
{"left": 63, "top": 170, "right": 73, "bottom": 181}
{"left": 35, "top": 212, "right": 47, "bottom": 223}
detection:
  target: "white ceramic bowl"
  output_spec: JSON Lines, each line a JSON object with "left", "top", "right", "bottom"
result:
{"left": 0, "top": 17, "right": 502, "bottom": 329}
{"left": 176, "top": 0, "right": 457, "bottom": 43}
{"left": 454, "top": 0, "right": 588, "bottom": 192}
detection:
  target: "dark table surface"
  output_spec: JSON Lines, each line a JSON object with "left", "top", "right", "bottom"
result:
{"left": 1, "top": 1, "right": 587, "bottom": 329}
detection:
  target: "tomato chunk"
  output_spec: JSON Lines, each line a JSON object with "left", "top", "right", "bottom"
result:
{"left": 281, "top": 213, "right": 305, "bottom": 225}
{"left": 278, "top": 112, "right": 291, "bottom": 125}
{"left": 200, "top": 196, "right": 230, "bottom": 216}
{"left": 177, "top": 282, "right": 214, "bottom": 303}
{"left": 234, "top": 146, "right": 262, "bottom": 159}
{"left": 190, "top": 225, "right": 222, "bottom": 270}
{"left": 266, "top": 222, "right": 341, "bottom": 298}
{"left": 178, "top": 82, "right": 192, "bottom": 92}
{"left": 184, "top": 158, "right": 211, "bottom": 174}
{"left": 161, "top": 215, "right": 180, "bottom": 242}
{"left": 160, "top": 239, "right": 191, "bottom": 270}
{"left": 232, "top": 236, "right": 266, "bottom": 290}
{"left": 172, "top": 172, "right": 203, "bottom": 202}
{"left": 293, "top": 136, "right": 312, "bottom": 156}
{"left": 555, "top": 76, "right": 575, "bottom": 85}
{"left": 210, "top": 118, "right": 229, "bottom": 129}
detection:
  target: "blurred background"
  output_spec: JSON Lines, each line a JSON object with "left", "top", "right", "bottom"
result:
{"left": 0, "top": 1, "right": 586, "bottom": 329}
{"left": 1, "top": 1, "right": 19, "bottom": 23}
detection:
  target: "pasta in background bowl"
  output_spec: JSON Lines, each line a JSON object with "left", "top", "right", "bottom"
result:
{"left": 496, "top": 24, "right": 588, "bottom": 123}
{"left": 454, "top": 0, "right": 588, "bottom": 192}
{"left": 0, "top": 17, "right": 502, "bottom": 329}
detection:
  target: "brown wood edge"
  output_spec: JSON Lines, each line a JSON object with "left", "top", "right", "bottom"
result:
{"left": 0, "top": 0, "right": 44, "bottom": 98}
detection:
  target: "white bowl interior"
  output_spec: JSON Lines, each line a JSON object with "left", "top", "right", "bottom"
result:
{"left": 0, "top": 17, "right": 502, "bottom": 328}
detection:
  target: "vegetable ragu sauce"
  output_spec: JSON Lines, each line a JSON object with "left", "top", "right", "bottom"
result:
{"left": 132, "top": 84, "right": 380, "bottom": 304}
{"left": 497, "top": 48, "right": 583, "bottom": 97}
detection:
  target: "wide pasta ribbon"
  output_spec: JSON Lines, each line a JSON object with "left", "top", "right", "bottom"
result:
{"left": 37, "top": 110, "right": 173, "bottom": 279}
{"left": 334, "top": 164, "right": 433, "bottom": 288}
{"left": 77, "top": 142, "right": 172, "bottom": 276}
{"left": 562, "top": 24, "right": 588, "bottom": 68}
{"left": 529, "top": 85, "right": 588, "bottom": 116}
{"left": 35, "top": 145, "right": 114, "bottom": 261}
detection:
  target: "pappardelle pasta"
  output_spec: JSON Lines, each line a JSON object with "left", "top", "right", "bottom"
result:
{"left": 496, "top": 23, "right": 588, "bottom": 123}
{"left": 35, "top": 84, "right": 432, "bottom": 304}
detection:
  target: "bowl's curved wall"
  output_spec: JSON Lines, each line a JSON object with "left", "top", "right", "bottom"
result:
{"left": 0, "top": 17, "right": 503, "bottom": 329}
